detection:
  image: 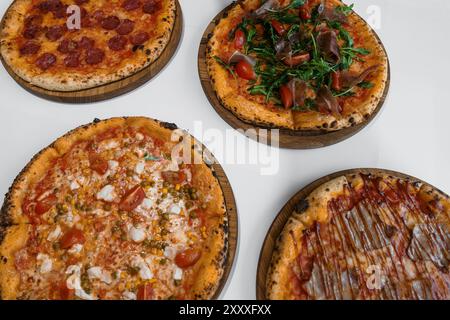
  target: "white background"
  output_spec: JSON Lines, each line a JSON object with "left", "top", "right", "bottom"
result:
{"left": 0, "top": 0, "right": 449, "bottom": 300}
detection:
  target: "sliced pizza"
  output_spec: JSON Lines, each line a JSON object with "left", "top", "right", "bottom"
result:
{"left": 0, "top": 0, "right": 176, "bottom": 91}
{"left": 207, "top": 0, "right": 388, "bottom": 131}
{"left": 267, "top": 171, "right": 450, "bottom": 300}
{"left": 0, "top": 117, "right": 228, "bottom": 300}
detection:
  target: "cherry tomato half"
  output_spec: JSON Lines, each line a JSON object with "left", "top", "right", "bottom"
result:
{"left": 235, "top": 60, "right": 255, "bottom": 80}
{"left": 119, "top": 185, "right": 146, "bottom": 212}
{"left": 280, "top": 85, "right": 294, "bottom": 109}
{"left": 175, "top": 248, "right": 201, "bottom": 269}
{"left": 234, "top": 29, "right": 245, "bottom": 50}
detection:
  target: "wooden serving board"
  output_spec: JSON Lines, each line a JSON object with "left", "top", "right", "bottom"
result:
{"left": 255, "top": 168, "right": 445, "bottom": 300}
{"left": 198, "top": 4, "right": 390, "bottom": 149}
{"left": 210, "top": 161, "right": 238, "bottom": 300}
{"left": 0, "top": 0, "right": 183, "bottom": 104}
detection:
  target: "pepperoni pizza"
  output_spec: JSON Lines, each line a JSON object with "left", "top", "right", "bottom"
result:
{"left": 0, "top": 0, "right": 176, "bottom": 91}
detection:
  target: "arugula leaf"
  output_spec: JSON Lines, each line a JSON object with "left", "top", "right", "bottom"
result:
{"left": 283, "top": 0, "right": 306, "bottom": 10}
{"left": 335, "top": 4, "right": 354, "bottom": 16}
{"left": 358, "top": 81, "right": 374, "bottom": 89}
{"left": 213, "top": 56, "right": 236, "bottom": 79}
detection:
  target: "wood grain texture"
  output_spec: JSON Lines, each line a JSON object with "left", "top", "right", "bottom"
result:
{"left": 255, "top": 168, "right": 448, "bottom": 300}
{"left": 210, "top": 161, "right": 238, "bottom": 299}
{"left": 0, "top": 0, "right": 183, "bottom": 104}
{"left": 198, "top": 3, "right": 391, "bottom": 149}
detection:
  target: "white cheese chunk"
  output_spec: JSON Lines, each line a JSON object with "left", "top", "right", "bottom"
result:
{"left": 66, "top": 265, "right": 97, "bottom": 300}
{"left": 108, "top": 160, "right": 119, "bottom": 171}
{"left": 96, "top": 185, "right": 116, "bottom": 202}
{"left": 68, "top": 244, "right": 83, "bottom": 254}
{"left": 132, "top": 257, "right": 153, "bottom": 280}
{"left": 123, "top": 291, "right": 137, "bottom": 300}
{"left": 135, "top": 161, "right": 145, "bottom": 175}
{"left": 37, "top": 253, "right": 52, "bottom": 274}
{"left": 173, "top": 267, "right": 183, "bottom": 280}
{"left": 141, "top": 198, "right": 153, "bottom": 209}
{"left": 169, "top": 204, "right": 182, "bottom": 215}
{"left": 47, "top": 225, "right": 62, "bottom": 242}
{"left": 70, "top": 180, "right": 80, "bottom": 191}
{"left": 87, "top": 266, "right": 112, "bottom": 284}
{"left": 164, "top": 246, "right": 176, "bottom": 259}
{"left": 135, "top": 133, "right": 144, "bottom": 141}
{"left": 129, "top": 226, "right": 146, "bottom": 243}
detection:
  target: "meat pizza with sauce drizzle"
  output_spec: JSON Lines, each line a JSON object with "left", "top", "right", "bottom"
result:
{"left": 0, "top": 117, "right": 228, "bottom": 300}
{"left": 0, "top": 0, "right": 176, "bottom": 91}
{"left": 207, "top": 0, "right": 388, "bottom": 131}
{"left": 266, "top": 171, "right": 450, "bottom": 299}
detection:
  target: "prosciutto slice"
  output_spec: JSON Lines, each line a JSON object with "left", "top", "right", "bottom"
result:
{"left": 340, "top": 65, "right": 379, "bottom": 88}
{"left": 228, "top": 51, "right": 256, "bottom": 66}
{"left": 316, "top": 86, "right": 341, "bottom": 115}
{"left": 316, "top": 31, "right": 340, "bottom": 64}
{"left": 252, "top": 0, "right": 280, "bottom": 18}
{"left": 318, "top": 0, "right": 348, "bottom": 24}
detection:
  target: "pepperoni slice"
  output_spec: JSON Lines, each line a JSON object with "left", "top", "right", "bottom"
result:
{"left": 23, "top": 25, "right": 40, "bottom": 39}
{"left": 142, "top": 0, "right": 162, "bottom": 14}
{"left": 36, "top": 53, "right": 56, "bottom": 70}
{"left": 79, "top": 36, "right": 95, "bottom": 50}
{"left": 52, "top": 4, "right": 68, "bottom": 19}
{"left": 37, "top": 0, "right": 61, "bottom": 13}
{"left": 92, "top": 10, "right": 104, "bottom": 22}
{"left": 24, "top": 15, "right": 43, "bottom": 27}
{"left": 123, "top": 0, "right": 142, "bottom": 11}
{"left": 57, "top": 39, "right": 78, "bottom": 53}
{"left": 116, "top": 19, "right": 135, "bottom": 35}
{"left": 60, "top": 227, "right": 85, "bottom": 249}
{"left": 108, "top": 35, "right": 128, "bottom": 51}
{"left": 130, "top": 31, "right": 150, "bottom": 45}
{"left": 101, "top": 15, "right": 120, "bottom": 30}
{"left": 64, "top": 52, "right": 80, "bottom": 68}
{"left": 89, "top": 153, "right": 108, "bottom": 175}
{"left": 119, "top": 185, "right": 145, "bottom": 212}
{"left": 20, "top": 41, "right": 41, "bottom": 55}
{"left": 35, "top": 193, "right": 57, "bottom": 215}
{"left": 85, "top": 47, "right": 105, "bottom": 65}
{"left": 45, "top": 25, "right": 66, "bottom": 41}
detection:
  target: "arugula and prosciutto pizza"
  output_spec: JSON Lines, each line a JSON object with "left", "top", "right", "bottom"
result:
{"left": 266, "top": 171, "right": 450, "bottom": 300}
{"left": 0, "top": 117, "right": 228, "bottom": 300}
{"left": 0, "top": 0, "right": 175, "bottom": 91}
{"left": 207, "top": 0, "right": 388, "bottom": 131}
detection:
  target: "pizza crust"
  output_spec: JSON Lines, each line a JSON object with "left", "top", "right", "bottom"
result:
{"left": 0, "top": 0, "right": 176, "bottom": 91}
{"left": 266, "top": 176, "right": 348, "bottom": 300}
{"left": 207, "top": 0, "right": 389, "bottom": 131}
{"left": 0, "top": 117, "right": 228, "bottom": 300}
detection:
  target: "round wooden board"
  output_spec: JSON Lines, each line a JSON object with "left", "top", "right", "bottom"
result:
{"left": 198, "top": 3, "right": 391, "bottom": 149}
{"left": 0, "top": 0, "right": 183, "bottom": 104}
{"left": 255, "top": 168, "right": 448, "bottom": 300}
{"left": 210, "top": 161, "right": 238, "bottom": 299}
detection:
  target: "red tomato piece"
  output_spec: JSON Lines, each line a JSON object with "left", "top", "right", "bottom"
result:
{"left": 60, "top": 227, "right": 86, "bottom": 249}
{"left": 175, "top": 248, "right": 201, "bottom": 269}
{"left": 35, "top": 193, "right": 57, "bottom": 215}
{"left": 331, "top": 71, "right": 341, "bottom": 91}
{"left": 137, "top": 283, "right": 154, "bottom": 300}
{"left": 119, "top": 185, "right": 145, "bottom": 212}
{"left": 271, "top": 20, "right": 286, "bottom": 35}
{"left": 234, "top": 29, "right": 245, "bottom": 50}
{"left": 300, "top": 0, "right": 311, "bottom": 20}
{"left": 89, "top": 153, "right": 108, "bottom": 175}
{"left": 235, "top": 60, "right": 255, "bottom": 80}
{"left": 280, "top": 85, "right": 294, "bottom": 109}
{"left": 283, "top": 53, "right": 310, "bottom": 67}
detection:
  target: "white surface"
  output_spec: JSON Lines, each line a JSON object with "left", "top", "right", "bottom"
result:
{"left": 0, "top": 0, "right": 449, "bottom": 300}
